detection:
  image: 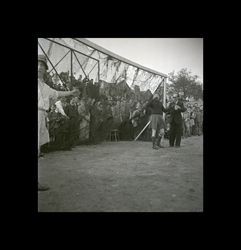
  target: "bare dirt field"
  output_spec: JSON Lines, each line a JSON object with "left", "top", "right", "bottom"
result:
{"left": 38, "top": 135, "right": 203, "bottom": 212}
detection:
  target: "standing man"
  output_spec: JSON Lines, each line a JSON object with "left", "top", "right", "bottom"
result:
{"left": 38, "top": 54, "right": 79, "bottom": 191}
{"left": 167, "top": 94, "right": 187, "bottom": 147}
{"left": 195, "top": 106, "right": 203, "bottom": 136}
{"left": 146, "top": 93, "right": 167, "bottom": 149}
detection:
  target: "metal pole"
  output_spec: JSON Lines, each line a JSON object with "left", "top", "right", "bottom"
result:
{"left": 73, "top": 50, "right": 87, "bottom": 78}
{"left": 48, "top": 50, "right": 70, "bottom": 74}
{"left": 153, "top": 77, "right": 164, "bottom": 95}
{"left": 81, "top": 49, "right": 96, "bottom": 69}
{"left": 73, "top": 38, "right": 167, "bottom": 78}
{"left": 71, "top": 50, "right": 73, "bottom": 85}
{"left": 98, "top": 60, "right": 100, "bottom": 82}
{"left": 45, "top": 38, "right": 99, "bottom": 62}
{"left": 163, "top": 77, "right": 167, "bottom": 120}
{"left": 38, "top": 41, "right": 67, "bottom": 88}
{"left": 134, "top": 120, "right": 151, "bottom": 141}
{"left": 87, "top": 61, "right": 98, "bottom": 78}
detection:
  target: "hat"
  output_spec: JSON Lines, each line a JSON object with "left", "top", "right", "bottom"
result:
{"left": 153, "top": 93, "right": 160, "bottom": 99}
{"left": 38, "top": 54, "right": 48, "bottom": 70}
{"left": 173, "top": 93, "right": 178, "bottom": 98}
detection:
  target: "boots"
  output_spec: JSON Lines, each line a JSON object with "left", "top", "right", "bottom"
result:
{"left": 156, "top": 136, "right": 164, "bottom": 148}
{"left": 152, "top": 137, "right": 159, "bottom": 150}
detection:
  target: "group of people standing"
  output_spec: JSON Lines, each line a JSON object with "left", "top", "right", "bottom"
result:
{"left": 144, "top": 93, "right": 187, "bottom": 149}
{"left": 38, "top": 54, "right": 202, "bottom": 191}
{"left": 182, "top": 103, "right": 203, "bottom": 137}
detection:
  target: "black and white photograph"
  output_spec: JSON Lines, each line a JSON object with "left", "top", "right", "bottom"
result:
{"left": 38, "top": 38, "right": 203, "bottom": 212}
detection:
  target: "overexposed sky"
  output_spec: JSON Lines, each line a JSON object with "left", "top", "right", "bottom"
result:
{"left": 87, "top": 38, "right": 203, "bottom": 83}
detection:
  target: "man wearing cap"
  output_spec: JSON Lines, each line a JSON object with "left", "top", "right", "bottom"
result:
{"left": 167, "top": 93, "right": 187, "bottom": 147}
{"left": 146, "top": 93, "right": 167, "bottom": 149}
{"left": 38, "top": 54, "right": 79, "bottom": 191}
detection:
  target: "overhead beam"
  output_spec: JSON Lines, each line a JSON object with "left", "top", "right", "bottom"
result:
{"left": 73, "top": 38, "right": 168, "bottom": 78}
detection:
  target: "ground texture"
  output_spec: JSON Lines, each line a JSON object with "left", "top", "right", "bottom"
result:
{"left": 38, "top": 135, "right": 203, "bottom": 212}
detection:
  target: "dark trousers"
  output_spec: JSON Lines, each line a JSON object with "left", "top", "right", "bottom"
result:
{"left": 169, "top": 122, "right": 183, "bottom": 146}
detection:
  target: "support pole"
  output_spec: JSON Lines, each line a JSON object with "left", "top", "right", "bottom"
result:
{"left": 48, "top": 50, "right": 70, "bottom": 74}
{"left": 71, "top": 50, "right": 73, "bottom": 86}
{"left": 73, "top": 50, "right": 87, "bottom": 78}
{"left": 134, "top": 120, "right": 151, "bottom": 141}
{"left": 38, "top": 41, "right": 67, "bottom": 88}
{"left": 163, "top": 77, "right": 167, "bottom": 120}
{"left": 87, "top": 61, "right": 98, "bottom": 78}
{"left": 98, "top": 61, "right": 100, "bottom": 82}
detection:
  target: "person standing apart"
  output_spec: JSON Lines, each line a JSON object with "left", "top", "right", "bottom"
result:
{"left": 38, "top": 55, "right": 79, "bottom": 191}
{"left": 167, "top": 94, "right": 187, "bottom": 147}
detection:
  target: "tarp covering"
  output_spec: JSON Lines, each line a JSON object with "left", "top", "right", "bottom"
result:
{"left": 38, "top": 38, "right": 167, "bottom": 94}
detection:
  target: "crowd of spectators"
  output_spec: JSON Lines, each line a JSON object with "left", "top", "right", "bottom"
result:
{"left": 41, "top": 72, "right": 153, "bottom": 153}
{"left": 40, "top": 72, "right": 203, "bottom": 153}
{"left": 181, "top": 101, "right": 203, "bottom": 138}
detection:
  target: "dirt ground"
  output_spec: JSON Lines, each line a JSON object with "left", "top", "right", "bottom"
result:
{"left": 38, "top": 135, "right": 203, "bottom": 212}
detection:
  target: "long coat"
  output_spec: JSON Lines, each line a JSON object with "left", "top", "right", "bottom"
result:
{"left": 167, "top": 101, "right": 186, "bottom": 125}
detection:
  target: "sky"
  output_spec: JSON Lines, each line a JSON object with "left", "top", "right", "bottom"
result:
{"left": 87, "top": 38, "right": 203, "bottom": 84}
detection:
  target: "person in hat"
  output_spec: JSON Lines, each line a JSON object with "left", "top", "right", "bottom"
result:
{"left": 146, "top": 93, "right": 167, "bottom": 149}
{"left": 38, "top": 54, "right": 79, "bottom": 191}
{"left": 166, "top": 93, "right": 187, "bottom": 147}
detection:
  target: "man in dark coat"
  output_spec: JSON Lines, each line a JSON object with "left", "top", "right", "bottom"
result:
{"left": 64, "top": 98, "right": 80, "bottom": 148}
{"left": 167, "top": 94, "right": 187, "bottom": 147}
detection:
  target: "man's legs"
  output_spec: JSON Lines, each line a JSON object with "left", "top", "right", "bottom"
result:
{"left": 156, "top": 128, "right": 165, "bottom": 148}
{"left": 191, "top": 125, "right": 195, "bottom": 136}
{"left": 197, "top": 121, "right": 201, "bottom": 135}
{"left": 182, "top": 120, "right": 185, "bottom": 138}
{"left": 169, "top": 123, "right": 176, "bottom": 147}
{"left": 183, "top": 122, "right": 186, "bottom": 138}
{"left": 151, "top": 129, "right": 158, "bottom": 149}
{"left": 175, "top": 124, "right": 183, "bottom": 147}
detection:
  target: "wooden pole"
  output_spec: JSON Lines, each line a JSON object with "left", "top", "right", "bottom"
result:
{"left": 134, "top": 120, "right": 151, "bottom": 141}
{"left": 98, "top": 61, "right": 100, "bottom": 82}
{"left": 70, "top": 50, "right": 73, "bottom": 86}
{"left": 163, "top": 77, "right": 167, "bottom": 120}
